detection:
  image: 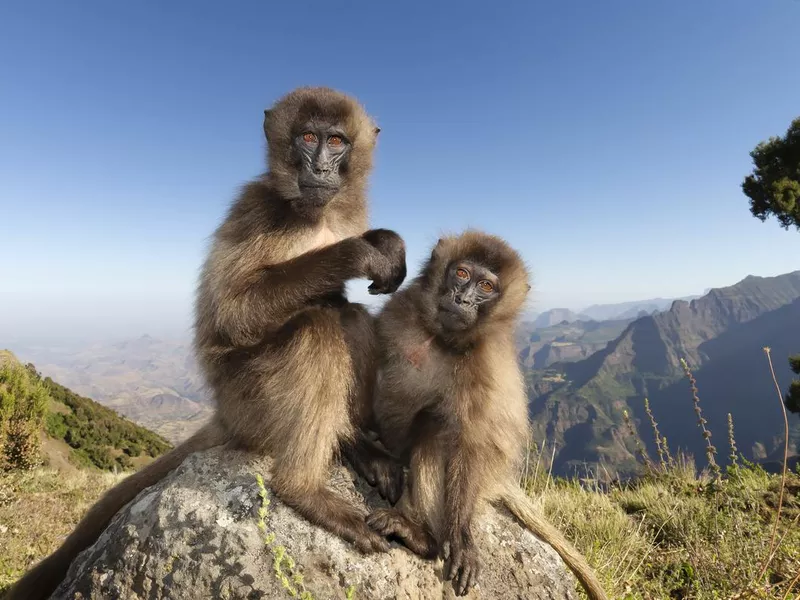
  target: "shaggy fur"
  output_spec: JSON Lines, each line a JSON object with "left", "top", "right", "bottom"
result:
{"left": 7, "top": 86, "right": 406, "bottom": 600}
{"left": 367, "top": 230, "right": 608, "bottom": 599}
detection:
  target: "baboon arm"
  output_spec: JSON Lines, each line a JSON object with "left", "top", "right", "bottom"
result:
{"left": 442, "top": 435, "right": 487, "bottom": 596}
{"left": 444, "top": 438, "right": 484, "bottom": 541}
{"left": 217, "top": 237, "right": 374, "bottom": 342}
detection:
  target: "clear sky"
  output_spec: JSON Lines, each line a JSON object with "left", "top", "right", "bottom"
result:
{"left": 1, "top": 0, "right": 799, "bottom": 342}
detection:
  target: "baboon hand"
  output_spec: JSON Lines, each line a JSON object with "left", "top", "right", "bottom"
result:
{"left": 443, "top": 530, "right": 481, "bottom": 597}
{"left": 361, "top": 228, "right": 407, "bottom": 295}
{"left": 354, "top": 450, "right": 405, "bottom": 505}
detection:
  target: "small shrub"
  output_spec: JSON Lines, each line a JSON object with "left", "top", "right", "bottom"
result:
{"left": 0, "top": 362, "right": 49, "bottom": 471}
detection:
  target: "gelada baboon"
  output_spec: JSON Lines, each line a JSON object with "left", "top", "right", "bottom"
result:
{"left": 7, "top": 86, "right": 406, "bottom": 600}
{"left": 366, "top": 230, "right": 608, "bottom": 599}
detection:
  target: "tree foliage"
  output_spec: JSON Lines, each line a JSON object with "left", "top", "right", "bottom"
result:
{"left": 786, "top": 354, "right": 800, "bottom": 415}
{"left": 741, "top": 117, "right": 800, "bottom": 231}
{"left": 0, "top": 362, "right": 48, "bottom": 470}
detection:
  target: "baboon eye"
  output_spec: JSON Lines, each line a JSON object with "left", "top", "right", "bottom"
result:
{"left": 302, "top": 132, "right": 317, "bottom": 144}
{"left": 478, "top": 280, "right": 494, "bottom": 293}
{"left": 456, "top": 268, "right": 469, "bottom": 280}
{"left": 328, "top": 135, "right": 343, "bottom": 146}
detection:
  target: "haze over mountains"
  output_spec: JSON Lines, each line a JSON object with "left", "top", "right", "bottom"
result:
{"left": 7, "top": 272, "right": 799, "bottom": 476}
{"left": 578, "top": 295, "right": 704, "bottom": 322}
{"left": 10, "top": 335, "right": 212, "bottom": 443}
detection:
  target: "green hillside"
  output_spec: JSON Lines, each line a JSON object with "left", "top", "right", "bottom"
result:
{"left": 0, "top": 350, "right": 171, "bottom": 472}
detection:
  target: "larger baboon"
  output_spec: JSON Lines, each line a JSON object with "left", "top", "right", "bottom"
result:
{"left": 7, "top": 86, "right": 406, "bottom": 600}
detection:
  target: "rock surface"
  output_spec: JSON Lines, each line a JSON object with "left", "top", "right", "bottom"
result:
{"left": 54, "top": 447, "right": 579, "bottom": 599}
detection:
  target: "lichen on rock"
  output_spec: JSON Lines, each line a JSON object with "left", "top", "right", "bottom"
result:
{"left": 53, "top": 447, "right": 578, "bottom": 599}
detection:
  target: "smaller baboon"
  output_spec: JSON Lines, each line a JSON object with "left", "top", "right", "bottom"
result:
{"left": 367, "top": 230, "right": 608, "bottom": 600}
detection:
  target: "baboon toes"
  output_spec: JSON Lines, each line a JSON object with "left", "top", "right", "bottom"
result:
{"left": 354, "top": 525, "right": 391, "bottom": 554}
{"left": 443, "top": 539, "right": 481, "bottom": 597}
{"left": 365, "top": 508, "right": 401, "bottom": 536}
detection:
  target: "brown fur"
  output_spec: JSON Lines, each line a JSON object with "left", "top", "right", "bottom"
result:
{"left": 367, "top": 230, "right": 608, "bottom": 599}
{"left": 7, "top": 86, "right": 405, "bottom": 600}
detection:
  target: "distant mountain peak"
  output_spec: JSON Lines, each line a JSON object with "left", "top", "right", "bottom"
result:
{"left": 533, "top": 308, "right": 591, "bottom": 329}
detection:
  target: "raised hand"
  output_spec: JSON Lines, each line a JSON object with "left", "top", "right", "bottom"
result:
{"left": 361, "top": 228, "right": 407, "bottom": 295}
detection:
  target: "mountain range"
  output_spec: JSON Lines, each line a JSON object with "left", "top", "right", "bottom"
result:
{"left": 578, "top": 295, "right": 703, "bottom": 322}
{"left": 8, "top": 272, "right": 799, "bottom": 478}
{"left": 0, "top": 349, "right": 171, "bottom": 472}
{"left": 528, "top": 271, "right": 800, "bottom": 477}
{"left": 518, "top": 317, "right": 636, "bottom": 369}
{"left": 532, "top": 309, "right": 592, "bottom": 328}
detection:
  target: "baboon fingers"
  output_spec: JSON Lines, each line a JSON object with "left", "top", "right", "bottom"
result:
{"left": 367, "top": 455, "right": 405, "bottom": 505}
{"left": 456, "top": 561, "right": 479, "bottom": 597}
{"left": 385, "top": 464, "right": 405, "bottom": 505}
{"left": 343, "top": 436, "right": 406, "bottom": 505}
{"left": 443, "top": 536, "right": 481, "bottom": 596}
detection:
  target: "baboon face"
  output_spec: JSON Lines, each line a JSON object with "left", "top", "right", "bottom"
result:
{"left": 262, "top": 86, "right": 379, "bottom": 221}
{"left": 291, "top": 119, "right": 352, "bottom": 210}
{"left": 419, "top": 231, "right": 531, "bottom": 341}
{"left": 437, "top": 260, "right": 500, "bottom": 331}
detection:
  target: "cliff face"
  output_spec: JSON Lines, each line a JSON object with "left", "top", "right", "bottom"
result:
{"left": 528, "top": 271, "right": 800, "bottom": 477}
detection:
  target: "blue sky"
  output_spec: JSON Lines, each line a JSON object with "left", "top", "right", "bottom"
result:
{"left": 1, "top": 0, "right": 799, "bottom": 341}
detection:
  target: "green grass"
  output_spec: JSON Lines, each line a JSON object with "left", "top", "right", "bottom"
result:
{"left": 521, "top": 350, "right": 800, "bottom": 599}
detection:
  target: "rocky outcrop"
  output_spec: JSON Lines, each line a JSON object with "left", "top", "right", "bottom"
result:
{"left": 54, "top": 447, "right": 579, "bottom": 599}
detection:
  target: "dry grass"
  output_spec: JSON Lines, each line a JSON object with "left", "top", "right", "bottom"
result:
{"left": 0, "top": 467, "right": 125, "bottom": 592}
{"left": 524, "top": 452, "right": 800, "bottom": 599}
{"left": 522, "top": 350, "right": 800, "bottom": 599}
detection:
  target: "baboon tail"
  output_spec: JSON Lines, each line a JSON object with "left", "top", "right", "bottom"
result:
{"left": 5, "top": 418, "right": 228, "bottom": 600}
{"left": 500, "top": 483, "right": 609, "bottom": 600}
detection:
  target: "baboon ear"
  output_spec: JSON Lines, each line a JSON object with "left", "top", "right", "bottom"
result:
{"left": 374, "top": 126, "right": 381, "bottom": 136}
{"left": 526, "top": 284, "right": 532, "bottom": 292}
{"left": 263, "top": 109, "right": 272, "bottom": 138}
{"left": 430, "top": 237, "right": 445, "bottom": 261}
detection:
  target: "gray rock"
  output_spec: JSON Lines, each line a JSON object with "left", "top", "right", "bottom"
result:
{"left": 54, "top": 447, "right": 579, "bottom": 599}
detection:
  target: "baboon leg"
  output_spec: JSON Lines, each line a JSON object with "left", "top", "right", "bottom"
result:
{"left": 273, "top": 473, "right": 390, "bottom": 553}
{"left": 366, "top": 507, "right": 438, "bottom": 558}
{"left": 265, "top": 307, "right": 389, "bottom": 553}
{"left": 272, "top": 396, "right": 389, "bottom": 553}
{"left": 339, "top": 302, "right": 405, "bottom": 504}
{"left": 408, "top": 429, "right": 449, "bottom": 544}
